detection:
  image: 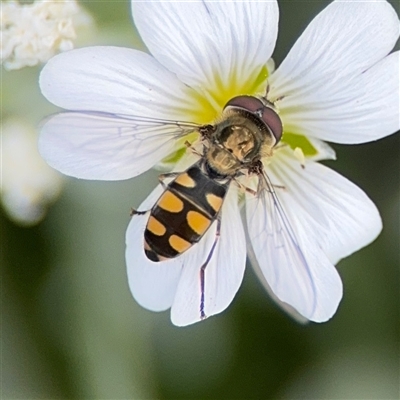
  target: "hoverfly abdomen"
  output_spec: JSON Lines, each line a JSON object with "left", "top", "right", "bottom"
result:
{"left": 169, "top": 163, "right": 228, "bottom": 217}
{"left": 144, "top": 161, "right": 229, "bottom": 262}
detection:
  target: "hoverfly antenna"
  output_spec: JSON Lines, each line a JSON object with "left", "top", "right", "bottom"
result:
{"left": 224, "top": 95, "right": 283, "bottom": 144}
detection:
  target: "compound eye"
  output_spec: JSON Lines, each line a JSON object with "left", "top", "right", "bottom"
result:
{"left": 224, "top": 95, "right": 264, "bottom": 113}
{"left": 224, "top": 95, "right": 283, "bottom": 144}
{"left": 261, "top": 106, "right": 282, "bottom": 143}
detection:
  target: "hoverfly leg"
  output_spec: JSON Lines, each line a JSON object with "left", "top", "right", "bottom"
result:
{"left": 199, "top": 269, "right": 206, "bottom": 320}
{"left": 233, "top": 178, "right": 257, "bottom": 196}
{"left": 198, "top": 124, "right": 215, "bottom": 140}
{"left": 200, "top": 216, "right": 222, "bottom": 320}
{"left": 158, "top": 172, "right": 180, "bottom": 188}
{"left": 185, "top": 140, "right": 204, "bottom": 158}
{"left": 129, "top": 208, "right": 148, "bottom": 217}
{"left": 159, "top": 172, "right": 179, "bottom": 180}
{"left": 255, "top": 169, "right": 286, "bottom": 193}
{"left": 272, "top": 184, "right": 286, "bottom": 190}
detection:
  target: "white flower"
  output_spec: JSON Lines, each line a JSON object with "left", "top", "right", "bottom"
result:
{"left": 1, "top": 119, "right": 63, "bottom": 225}
{"left": 38, "top": 0, "right": 399, "bottom": 326}
{"left": 1, "top": 0, "right": 92, "bottom": 70}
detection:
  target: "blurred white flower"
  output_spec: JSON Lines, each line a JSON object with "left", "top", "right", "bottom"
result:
{"left": 1, "top": 0, "right": 92, "bottom": 70}
{"left": 38, "top": 0, "right": 399, "bottom": 326}
{"left": 1, "top": 119, "right": 63, "bottom": 225}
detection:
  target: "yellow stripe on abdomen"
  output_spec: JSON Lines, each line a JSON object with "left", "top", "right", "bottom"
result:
{"left": 175, "top": 172, "right": 196, "bottom": 188}
{"left": 158, "top": 190, "right": 184, "bottom": 213}
{"left": 206, "top": 193, "right": 223, "bottom": 213}
{"left": 146, "top": 216, "right": 166, "bottom": 236}
{"left": 187, "top": 210, "right": 211, "bottom": 236}
{"left": 169, "top": 234, "right": 191, "bottom": 253}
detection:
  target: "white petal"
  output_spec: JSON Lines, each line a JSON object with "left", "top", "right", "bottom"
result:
{"left": 39, "top": 46, "right": 198, "bottom": 120}
{"left": 279, "top": 52, "right": 400, "bottom": 144}
{"left": 132, "top": 0, "right": 279, "bottom": 90}
{"left": 126, "top": 185, "right": 184, "bottom": 312}
{"left": 171, "top": 187, "right": 246, "bottom": 326}
{"left": 270, "top": 149, "right": 382, "bottom": 264}
{"left": 269, "top": 1, "right": 400, "bottom": 143}
{"left": 246, "top": 176, "right": 343, "bottom": 322}
{"left": 247, "top": 246, "right": 309, "bottom": 324}
{"left": 307, "top": 137, "right": 336, "bottom": 162}
{"left": 39, "top": 112, "right": 199, "bottom": 180}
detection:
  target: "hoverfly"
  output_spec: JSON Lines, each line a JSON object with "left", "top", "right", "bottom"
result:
{"left": 139, "top": 95, "right": 283, "bottom": 263}
{"left": 127, "top": 95, "right": 284, "bottom": 319}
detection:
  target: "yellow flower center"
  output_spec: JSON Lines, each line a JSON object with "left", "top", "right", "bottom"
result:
{"left": 282, "top": 133, "right": 318, "bottom": 157}
{"left": 159, "top": 63, "right": 317, "bottom": 168}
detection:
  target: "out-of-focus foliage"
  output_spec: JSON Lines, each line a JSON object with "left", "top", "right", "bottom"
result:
{"left": 1, "top": 119, "right": 63, "bottom": 224}
{"left": 1, "top": 1, "right": 399, "bottom": 399}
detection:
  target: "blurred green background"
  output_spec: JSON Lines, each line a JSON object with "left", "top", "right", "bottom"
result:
{"left": 1, "top": 1, "right": 399, "bottom": 399}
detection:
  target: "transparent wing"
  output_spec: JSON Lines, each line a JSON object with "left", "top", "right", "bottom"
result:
{"left": 246, "top": 169, "right": 319, "bottom": 320}
{"left": 171, "top": 186, "right": 247, "bottom": 326}
{"left": 39, "top": 111, "right": 201, "bottom": 181}
{"left": 246, "top": 235, "right": 309, "bottom": 324}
